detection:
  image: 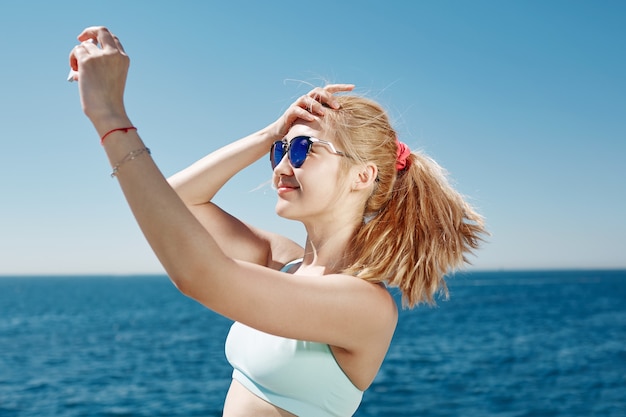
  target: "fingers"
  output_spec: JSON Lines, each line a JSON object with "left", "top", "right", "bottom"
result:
{"left": 285, "top": 83, "right": 355, "bottom": 127}
{"left": 68, "top": 27, "right": 127, "bottom": 82}
{"left": 68, "top": 38, "right": 95, "bottom": 71}
{"left": 306, "top": 84, "right": 355, "bottom": 110}
{"left": 266, "top": 82, "right": 356, "bottom": 139}
{"left": 293, "top": 94, "right": 328, "bottom": 119}
{"left": 113, "top": 34, "right": 127, "bottom": 54}
{"left": 77, "top": 26, "right": 124, "bottom": 52}
{"left": 78, "top": 26, "right": 115, "bottom": 49}
{"left": 299, "top": 95, "right": 321, "bottom": 115}
{"left": 69, "top": 48, "right": 79, "bottom": 71}
{"left": 322, "top": 84, "right": 355, "bottom": 94}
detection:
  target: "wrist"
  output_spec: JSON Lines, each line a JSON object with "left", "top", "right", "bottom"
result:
{"left": 90, "top": 112, "right": 133, "bottom": 139}
{"left": 260, "top": 121, "right": 285, "bottom": 144}
{"left": 100, "top": 126, "right": 137, "bottom": 145}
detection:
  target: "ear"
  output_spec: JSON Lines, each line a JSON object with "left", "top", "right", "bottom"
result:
{"left": 352, "top": 163, "right": 378, "bottom": 191}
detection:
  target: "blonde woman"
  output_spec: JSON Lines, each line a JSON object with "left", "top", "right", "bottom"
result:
{"left": 69, "top": 26, "right": 485, "bottom": 417}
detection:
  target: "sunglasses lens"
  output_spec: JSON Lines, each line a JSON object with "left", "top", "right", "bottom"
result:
{"left": 271, "top": 141, "right": 286, "bottom": 169}
{"left": 289, "top": 136, "right": 311, "bottom": 168}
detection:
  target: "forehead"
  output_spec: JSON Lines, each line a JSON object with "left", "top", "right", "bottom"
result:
{"left": 286, "top": 120, "right": 327, "bottom": 140}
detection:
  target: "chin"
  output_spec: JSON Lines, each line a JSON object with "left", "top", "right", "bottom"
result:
{"left": 275, "top": 201, "right": 302, "bottom": 221}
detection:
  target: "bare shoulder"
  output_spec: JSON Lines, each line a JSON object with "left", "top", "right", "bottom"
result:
{"left": 348, "top": 277, "right": 398, "bottom": 337}
{"left": 328, "top": 277, "right": 397, "bottom": 390}
{"left": 309, "top": 272, "right": 398, "bottom": 351}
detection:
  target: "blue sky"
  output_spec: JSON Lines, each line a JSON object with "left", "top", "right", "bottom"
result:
{"left": 1, "top": 0, "right": 624, "bottom": 275}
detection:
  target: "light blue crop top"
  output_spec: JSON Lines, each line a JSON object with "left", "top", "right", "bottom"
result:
{"left": 224, "top": 260, "right": 363, "bottom": 417}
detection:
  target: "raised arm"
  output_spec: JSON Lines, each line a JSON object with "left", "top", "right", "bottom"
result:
{"left": 164, "top": 114, "right": 314, "bottom": 267}
{"left": 166, "top": 127, "right": 301, "bottom": 268}
{"left": 167, "top": 90, "right": 344, "bottom": 205}
{"left": 166, "top": 84, "right": 354, "bottom": 267}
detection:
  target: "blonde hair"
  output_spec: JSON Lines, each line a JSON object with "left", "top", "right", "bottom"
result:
{"left": 323, "top": 95, "right": 486, "bottom": 308}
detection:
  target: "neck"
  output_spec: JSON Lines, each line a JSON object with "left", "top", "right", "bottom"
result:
{"left": 300, "top": 219, "right": 359, "bottom": 274}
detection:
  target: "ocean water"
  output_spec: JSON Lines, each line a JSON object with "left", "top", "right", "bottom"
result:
{"left": 1, "top": 270, "right": 624, "bottom": 417}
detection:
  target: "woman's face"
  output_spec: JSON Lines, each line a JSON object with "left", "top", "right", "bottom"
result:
{"left": 272, "top": 121, "right": 350, "bottom": 224}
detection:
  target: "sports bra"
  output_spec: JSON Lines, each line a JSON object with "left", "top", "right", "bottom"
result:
{"left": 224, "top": 260, "right": 363, "bottom": 416}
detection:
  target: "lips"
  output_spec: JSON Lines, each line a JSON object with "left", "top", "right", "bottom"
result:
{"left": 276, "top": 180, "right": 300, "bottom": 193}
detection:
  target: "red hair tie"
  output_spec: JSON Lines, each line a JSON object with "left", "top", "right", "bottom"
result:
{"left": 395, "top": 138, "right": 411, "bottom": 171}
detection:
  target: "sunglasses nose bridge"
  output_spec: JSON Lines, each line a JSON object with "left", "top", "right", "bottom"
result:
{"left": 272, "top": 144, "right": 295, "bottom": 172}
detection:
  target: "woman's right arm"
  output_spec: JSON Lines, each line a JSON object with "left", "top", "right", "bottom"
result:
{"left": 167, "top": 126, "right": 298, "bottom": 269}
{"left": 167, "top": 84, "right": 353, "bottom": 268}
{"left": 168, "top": 126, "right": 274, "bottom": 206}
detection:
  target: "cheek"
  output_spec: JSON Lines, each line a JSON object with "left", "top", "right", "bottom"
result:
{"left": 300, "top": 168, "right": 348, "bottom": 202}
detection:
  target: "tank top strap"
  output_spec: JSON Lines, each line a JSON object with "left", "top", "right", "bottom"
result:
{"left": 280, "top": 258, "right": 303, "bottom": 273}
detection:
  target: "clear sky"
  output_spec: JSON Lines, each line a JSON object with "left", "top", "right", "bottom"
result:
{"left": 1, "top": 0, "right": 624, "bottom": 275}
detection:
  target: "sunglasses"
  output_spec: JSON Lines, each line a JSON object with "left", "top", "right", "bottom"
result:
{"left": 270, "top": 136, "right": 345, "bottom": 169}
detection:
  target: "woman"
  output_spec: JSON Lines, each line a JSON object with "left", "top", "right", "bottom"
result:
{"left": 69, "top": 27, "right": 485, "bottom": 417}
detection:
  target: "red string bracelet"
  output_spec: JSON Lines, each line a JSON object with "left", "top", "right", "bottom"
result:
{"left": 100, "top": 126, "right": 137, "bottom": 145}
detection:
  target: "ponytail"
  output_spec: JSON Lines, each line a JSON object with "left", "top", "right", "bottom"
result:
{"left": 344, "top": 152, "right": 485, "bottom": 307}
{"left": 325, "top": 95, "right": 486, "bottom": 307}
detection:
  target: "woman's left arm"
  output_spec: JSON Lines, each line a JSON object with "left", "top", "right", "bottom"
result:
{"left": 70, "top": 27, "right": 395, "bottom": 350}
{"left": 70, "top": 26, "right": 234, "bottom": 289}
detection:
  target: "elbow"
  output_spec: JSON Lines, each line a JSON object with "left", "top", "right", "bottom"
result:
{"left": 168, "top": 272, "right": 192, "bottom": 296}
{"left": 165, "top": 257, "right": 234, "bottom": 309}
{"left": 167, "top": 268, "right": 204, "bottom": 300}
{"left": 167, "top": 175, "right": 185, "bottom": 198}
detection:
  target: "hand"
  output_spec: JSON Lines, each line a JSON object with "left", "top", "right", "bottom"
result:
{"left": 270, "top": 84, "right": 355, "bottom": 138}
{"left": 68, "top": 27, "right": 131, "bottom": 131}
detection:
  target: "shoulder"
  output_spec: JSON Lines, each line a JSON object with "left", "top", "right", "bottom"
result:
{"left": 328, "top": 276, "right": 397, "bottom": 388}
{"left": 320, "top": 273, "right": 398, "bottom": 349}
{"left": 358, "top": 279, "right": 398, "bottom": 330}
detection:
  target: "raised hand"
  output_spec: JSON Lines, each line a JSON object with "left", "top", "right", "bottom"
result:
{"left": 68, "top": 26, "right": 131, "bottom": 133}
{"left": 269, "top": 84, "right": 355, "bottom": 139}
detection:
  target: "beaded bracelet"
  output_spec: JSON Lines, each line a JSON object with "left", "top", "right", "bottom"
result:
{"left": 101, "top": 126, "right": 137, "bottom": 145}
{"left": 110, "top": 147, "right": 151, "bottom": 178}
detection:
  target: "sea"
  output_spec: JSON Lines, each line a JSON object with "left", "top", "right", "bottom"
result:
{"left": 1, "top": 270, "right": 624, "bottom": 417}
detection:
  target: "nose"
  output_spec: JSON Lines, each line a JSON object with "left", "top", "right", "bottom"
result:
{"left": 273, "top": 151, "right": 293, "bottom": 176}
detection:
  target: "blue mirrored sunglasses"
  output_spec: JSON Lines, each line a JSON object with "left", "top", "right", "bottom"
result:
{"left": 270, "top": 136, "right": 345, "bottom": 169}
